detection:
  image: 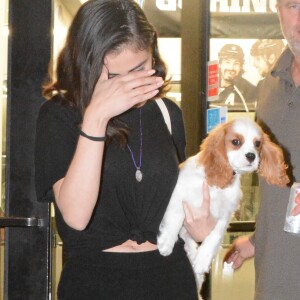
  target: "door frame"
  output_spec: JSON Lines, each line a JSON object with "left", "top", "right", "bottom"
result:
{"left": 4, "top": 1, "right": 52, "bottom": 299}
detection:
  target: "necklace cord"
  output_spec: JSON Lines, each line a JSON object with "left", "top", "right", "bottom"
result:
{"left": 127, "top": 108, "right": 143, "bottom": 183}
{"left": 127, "top": 108, "right": 142, "bottom": 169}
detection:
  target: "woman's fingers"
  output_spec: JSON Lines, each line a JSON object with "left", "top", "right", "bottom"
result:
{"left": 183, "top": 201, "right": 193, "bottom": 222}
{"left": 112, "top": 72, "right": 163, "bottom": 106}
{"left": 182, "top": 181, "right": 217, "bottom": 242}
{"left": 99, "top": 65, "right": 109, "bottom": 81}
{"left": 114, "top": 71, "right": 163, "bottom": 102}
{"left": 88, "top": 68, "right": 164, "bottom": 121}
{"left": 201, "top": 180, "right": 210, "bottom": 213}
{"left": 183, "top": 181, "right": 210, "bottom": 221}
{"left": 120, "top": 69, "right": 156, "bottom": 82}
{"left": 95, "top": 69, "right": 162, "bottom": 99}
{"left": 124, "top": 72, "right": 163, "bottom": 90}
{"left": 128, "top": 78, "right": 163, "bottom": 97}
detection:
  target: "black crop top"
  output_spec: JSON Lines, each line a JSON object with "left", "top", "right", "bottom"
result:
{"left": 35, "top": 96, "right": 186, "bottom": 257}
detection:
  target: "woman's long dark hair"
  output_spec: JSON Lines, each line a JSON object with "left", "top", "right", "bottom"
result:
{"left": 44, "top": 0, "right": 169, "bottom": 145}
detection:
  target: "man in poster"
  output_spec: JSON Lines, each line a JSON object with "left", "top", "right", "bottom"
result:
{"left": 250, "top": 39, "right": 285, "bottom": 79}
{"left": 214, "top": 44, "right": 257, "bottom": 112}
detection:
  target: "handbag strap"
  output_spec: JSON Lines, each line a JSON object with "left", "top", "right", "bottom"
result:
{"left": 155, "top": 98, "right": 172, "bottom": 134}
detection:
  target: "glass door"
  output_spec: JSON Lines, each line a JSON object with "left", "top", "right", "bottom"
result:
{"left": 0, "top": 0, "right": 8, "bottom": 298}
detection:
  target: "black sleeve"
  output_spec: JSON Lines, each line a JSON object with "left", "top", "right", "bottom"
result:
{"left": 34, "top": 99, "right": 79, "bottom": 202}
{"left": 163, "top": 98, "right": 186, "bottom": 162}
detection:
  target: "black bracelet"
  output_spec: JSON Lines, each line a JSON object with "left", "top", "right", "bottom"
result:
{"left": 78, "top": 129, "right": 107, "bottom": 141}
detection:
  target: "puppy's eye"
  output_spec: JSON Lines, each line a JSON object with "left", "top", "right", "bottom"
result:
{"left": 255, "top": 141, "right": 261, "bottom": 148}
{"left": 232, "top": 139, "right": 240, "bottom": 146}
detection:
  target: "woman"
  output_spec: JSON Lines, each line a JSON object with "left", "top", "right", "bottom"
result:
{"left": 35, "top": 0, "right": 215, "bottom": 299}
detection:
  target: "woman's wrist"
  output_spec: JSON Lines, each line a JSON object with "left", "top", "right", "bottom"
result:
{"left": 81, "top": 108, "right": 109, "bottom": 137}
{"left": 78, "top": 129, "right": 106, "bottom": 141}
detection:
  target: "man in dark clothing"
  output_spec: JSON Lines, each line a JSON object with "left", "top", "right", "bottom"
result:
{"left": 225, "top": 1, "right": 300, "bottom": 299}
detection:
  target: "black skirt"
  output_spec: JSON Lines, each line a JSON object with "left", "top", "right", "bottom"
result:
{"left": 57, "top": 241, "right": 198, "bottom": 300}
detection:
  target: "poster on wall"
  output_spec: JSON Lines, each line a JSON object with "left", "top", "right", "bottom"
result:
{"left": 207, "top": 60, "right": 219, "bottom": 101}
{"left": 209, "top": 0, "right": 285, "bottom": 112}
{"left": 209, "top": 38, "right": 286, "bottom": 112}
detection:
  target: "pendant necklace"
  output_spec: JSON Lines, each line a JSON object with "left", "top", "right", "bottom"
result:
{"left": 127, "top": 108, "right": 143, "bottom": 182}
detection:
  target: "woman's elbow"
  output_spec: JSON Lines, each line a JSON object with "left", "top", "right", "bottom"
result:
{"left": 62, "top": 212, "right": 90, "bottom": 231}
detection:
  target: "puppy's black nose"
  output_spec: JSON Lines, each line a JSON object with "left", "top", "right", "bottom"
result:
{"left": 246, "top": 152, "right": 256, "bottom": 162}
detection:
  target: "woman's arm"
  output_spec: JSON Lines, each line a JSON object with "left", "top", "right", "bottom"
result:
{"left": 53, "top": 68, "right": 163, "bottom": 230}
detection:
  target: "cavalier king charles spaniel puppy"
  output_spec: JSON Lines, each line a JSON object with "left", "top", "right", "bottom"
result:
{"left": 157, "top": 118, "right": 289, "bottom": 292}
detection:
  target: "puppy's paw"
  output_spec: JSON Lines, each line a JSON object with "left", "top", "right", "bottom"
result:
{"left": 157, "top": 232, "right": 177, "bottom": 256}
{"left": 193, "top": 252, "right": 212, "bottom": 274}
{"left": 195, "top": 273, "right": 205, "bottom": 293}
{"left": 183, "top": 239, "right": 198, "bottom": 261}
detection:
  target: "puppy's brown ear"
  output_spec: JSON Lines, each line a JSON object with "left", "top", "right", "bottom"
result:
{"left": 199, "top": 123, "right": 234, "bottom": 188}
{"left": 258, "top": 132, "right": 290, "bottom": 187}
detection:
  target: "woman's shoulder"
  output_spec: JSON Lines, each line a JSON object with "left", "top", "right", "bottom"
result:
{"left": 160, "top": 97, "right": 182, "bottom": 113}
{"left": 159, "top": 98, "right": 186, "bottom": 161}
{"left": 162, "top": 97, "right": 182, "bottom": 119}
{"left": 40, "top": 94, "right": 73, "bottom": 114}
{"left": 38, "top": 95, "right": 81, "bottom": 124}
{"left": 159, "top": 98, "right": 183, "bottom": 125}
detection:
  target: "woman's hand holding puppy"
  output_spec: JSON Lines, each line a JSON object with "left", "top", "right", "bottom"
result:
{"left": 183, "top": 180, "right": 217, "bottom": 242}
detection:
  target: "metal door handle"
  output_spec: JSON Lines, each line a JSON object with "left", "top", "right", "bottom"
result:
{"left": 0, "top": 217, "right": 45, "bottom": 227}
{"left": 227, "top": 221, "right": 255, "bottom": 232}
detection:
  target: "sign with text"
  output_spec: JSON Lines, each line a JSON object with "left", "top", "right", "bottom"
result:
{"left": 207, "top": 106, "right": 227, "bottom": 133}
{"left": 207, "top": 60, "right": 219, "bottom": 101}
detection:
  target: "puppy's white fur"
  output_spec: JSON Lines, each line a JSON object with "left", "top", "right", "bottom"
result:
{"left": 157, "top": 118, "right": 289, "bottom": 293}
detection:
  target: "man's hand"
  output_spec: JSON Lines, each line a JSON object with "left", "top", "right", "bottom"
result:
{"left": 224, "top": 235, "right": 255, "bottom": 270}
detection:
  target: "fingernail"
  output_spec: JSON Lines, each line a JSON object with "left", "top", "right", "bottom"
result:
{"left": 148, "top": 69, "right": 156, "bottom": 75}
